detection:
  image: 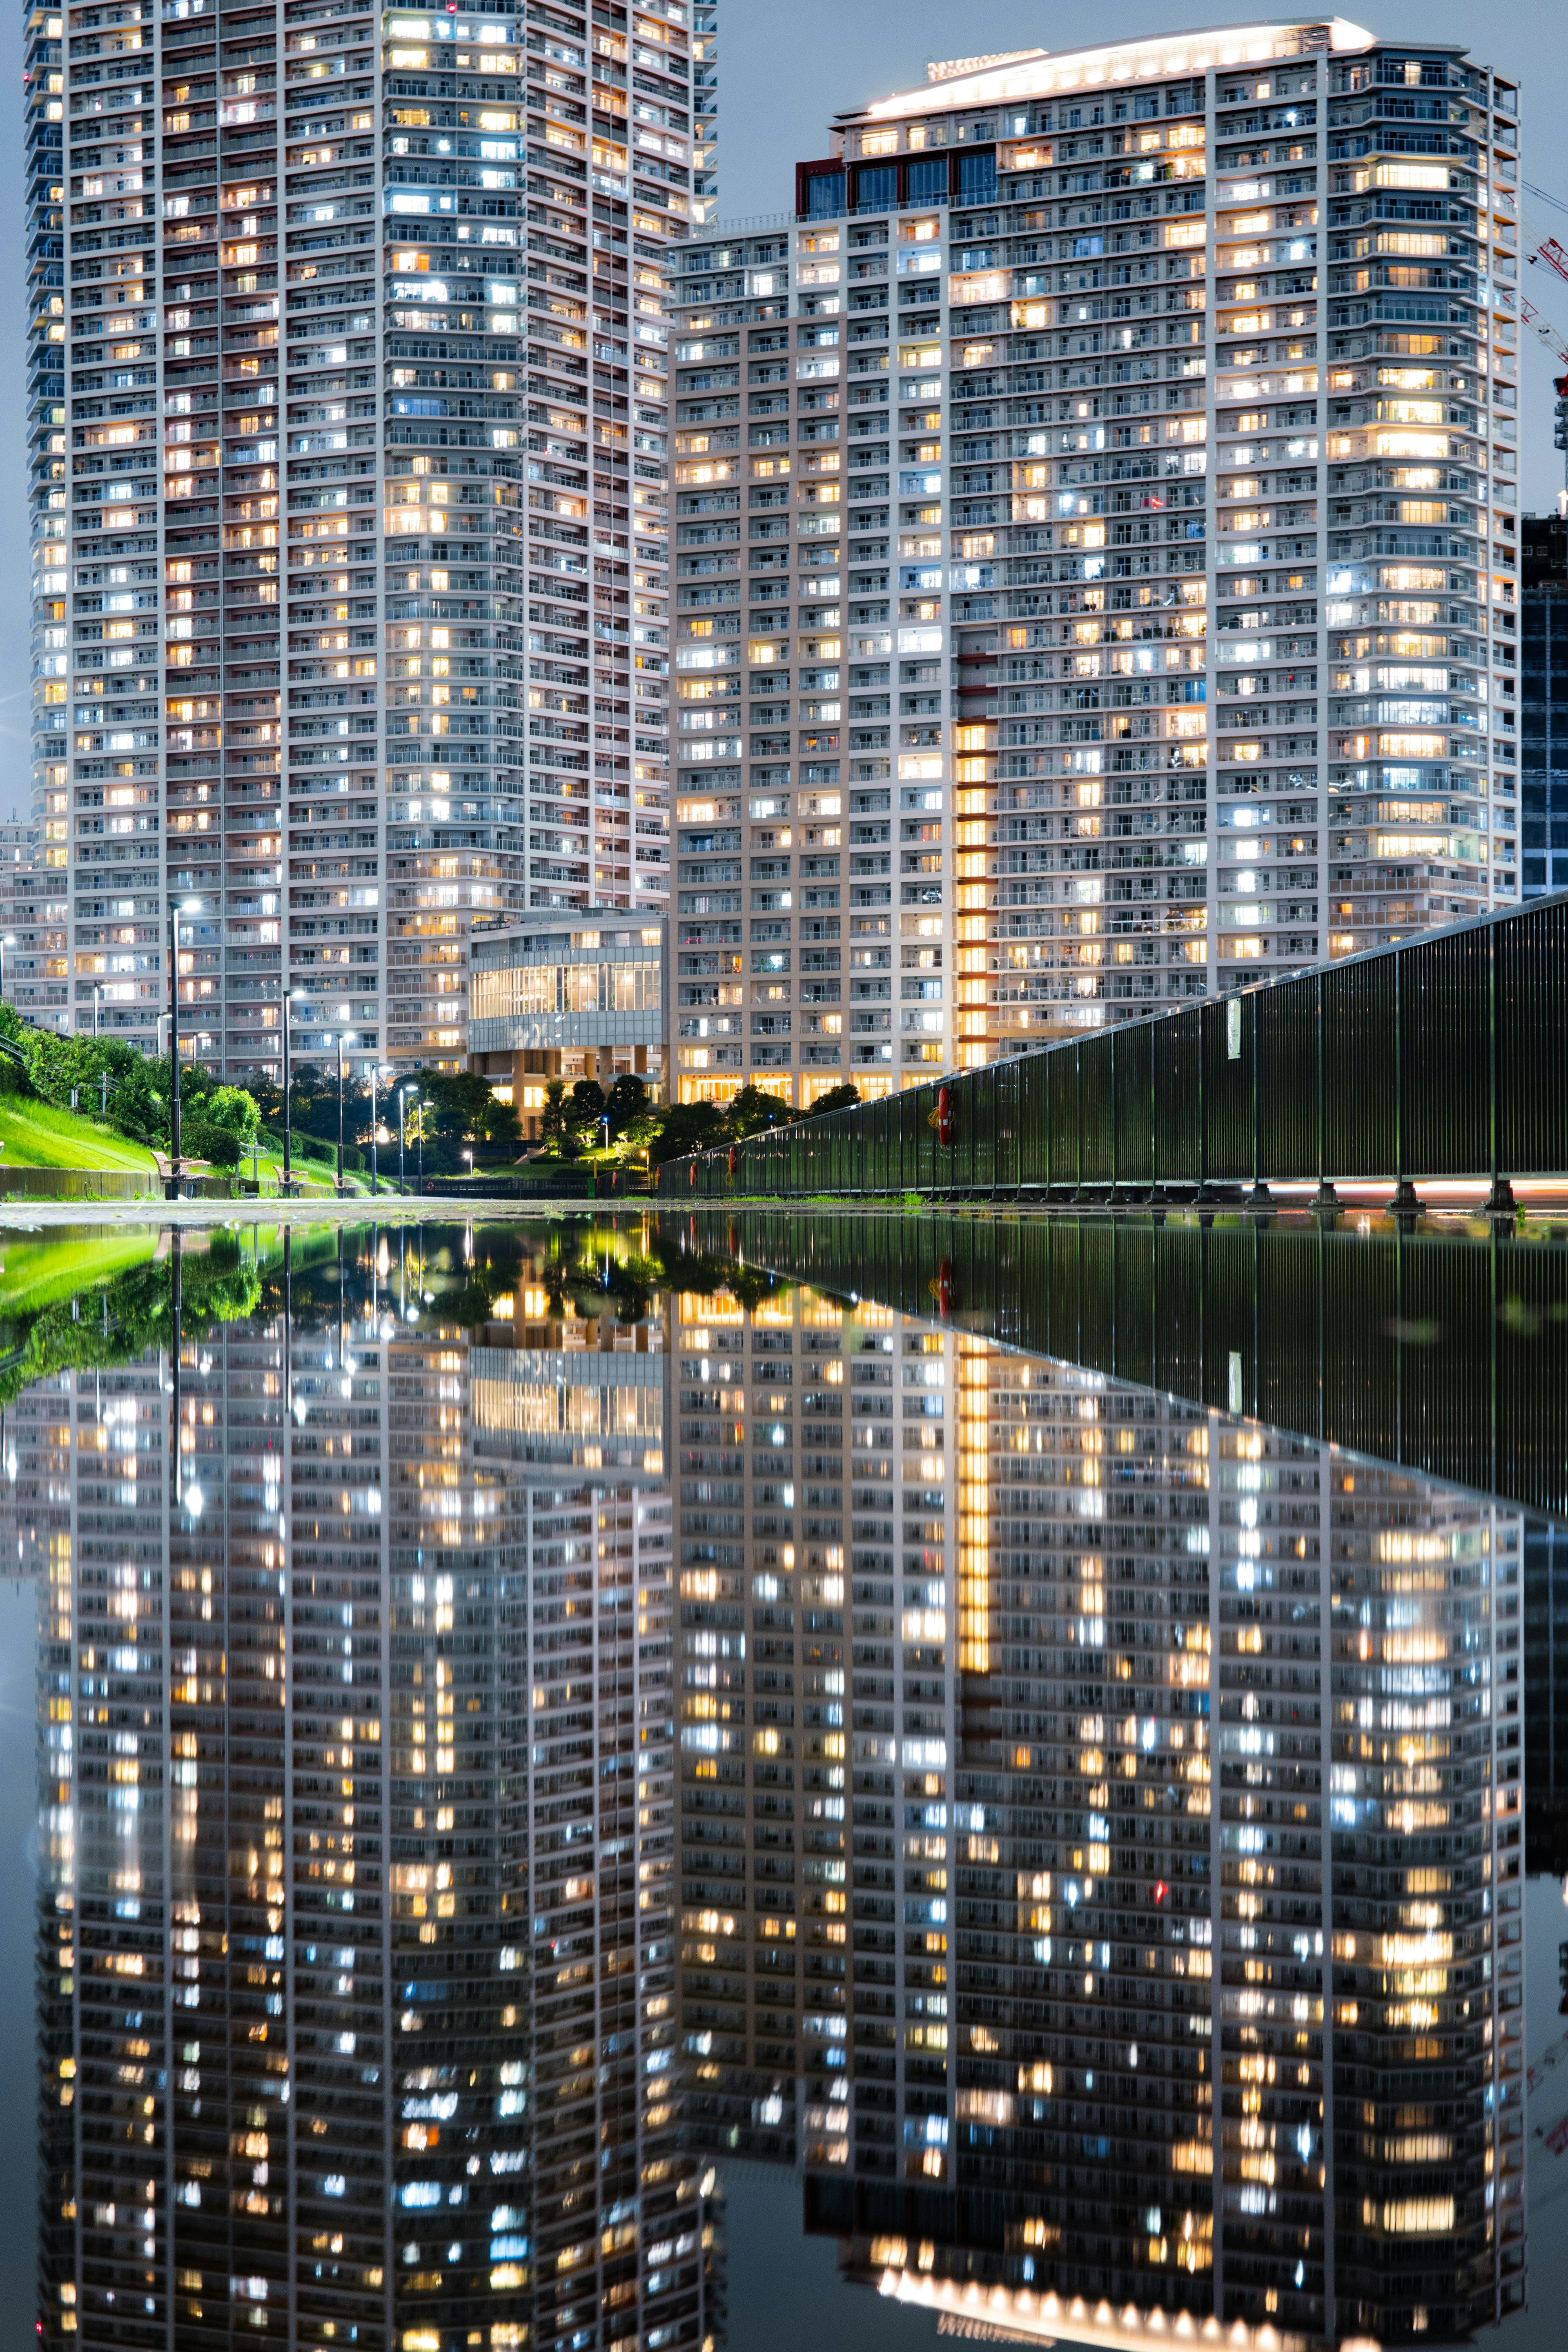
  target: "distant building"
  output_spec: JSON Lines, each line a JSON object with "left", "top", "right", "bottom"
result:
{"left": 468, "top": 909, "right": 666, "bottom": 1140}
{"left": 0, "top": 817, "right": 69, "bottom": 1033}
{"left": 1522, "top": 511, "right": 1568, "bottom": 896}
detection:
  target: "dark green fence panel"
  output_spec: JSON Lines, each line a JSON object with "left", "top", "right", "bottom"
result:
{"left": 1200, "top": 1227, "right": 1257, "bottom": 1413}
{"left": 1255, "top": 1225, "right": 1323, "bottom": 1438}
{"left": 1202, "top": 993, "right": 1253, "bottom": 1184}
{"left": 1112, "top": 1020, "right": 1155, "bottom": 1189}
{"left": 1323, "top": 954, "right": 1395, "bottom": 1180}
{"left": 1047, "top": 1216, "right": 1081, "bottom": 1358}
{"left": 1403, "top": 926, "right": 1488, "bottom": 1178}
{"left": 1499, "top": 897, "right": 1568, "bottom": 1177}
{"left": 1047, "top": 1047, "right": 1080, "bottom": 1190}
{"left": 1079, "top": 1032, "right": 1115, "bottom": 1185}
{"left": 1399, "top": 1234, "right": 1494, "bottom": 1492}
{"left": 915, "top": 1083, "right": 936, "bottom": 1192}
{"left": 1078, "top": 1221, "right": 1116, "bottom": 1370}
{"left": 996, "top": 1060, "right": 1020, "bottom": 1191}
{"left": 971, "top": 1067, "right": 996, "bottom": 1194}
{"left": 1018, "top": 1051, "right": 1050, "bottom": 1189}
{"left": 1152, "top": 1224, "right": 1203, "bottom": 1399}
{"left": 1322, "top": 1234, "right": 1398, "bottom": 1458}
{"left": 1111, "top": 1220, "right": 1156, "bottom": 1389}
{"left": 1154, "top": 1008, "right": 1201, "bottom": 1187}
{"left": 1497, "top": 1229, "right": 1568, "bottom": 1517}
{"left": 1256, "top": 973, "right": 1318, "bottom": 1183}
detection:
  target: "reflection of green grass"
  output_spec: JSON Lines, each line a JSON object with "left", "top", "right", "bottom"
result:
{"left": 0, "top": 1096, "right": 158, "bottom": 1171}
{"left": 0, "top": 1228, "right": 158, "bottom": 1319}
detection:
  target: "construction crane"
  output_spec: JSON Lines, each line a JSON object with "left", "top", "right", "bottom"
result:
{"left": 1521, "top": 186, "right": 1568, "bottom": 496}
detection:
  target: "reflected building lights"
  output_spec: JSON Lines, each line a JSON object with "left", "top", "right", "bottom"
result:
{"left": 673, "top": 1280, "right": 1526, "bottom": 2349}
{"left": 23, "top": 1225, "right": 721, "bottom": 2352}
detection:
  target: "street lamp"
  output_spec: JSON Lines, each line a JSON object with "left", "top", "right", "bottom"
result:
{"left": 397, "top": 1082, "right": 417, "bottom": 1195}
{"left": 93, "top": 983, "right": 102, "bottom": 1038}
{"left": 461, "top": 1148, "right": 473, "bottom": 1179}
{"left": 369, "top": 1063, "right": 394, "bottom": 1198}
{"left": 166, "top": 896, "right": 203, "bottom": 1202}
{"left": 336, "top": 1030, "right": 357, "bottom": 1194}
{"left": 281, "top": 988, "right": 301, "bottom": 1194}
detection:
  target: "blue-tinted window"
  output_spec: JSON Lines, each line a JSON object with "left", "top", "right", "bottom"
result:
{"left": 957, "top": 149, "right": 997, "bottom": 203}
{"left": 855, "top": 165, "right": 896, "bottom": 212}
{"left": 909, "top": 157, "right": 948, "bottom": 203}
{"left": 807, "top": 172, "right": 845, "bottom": 218}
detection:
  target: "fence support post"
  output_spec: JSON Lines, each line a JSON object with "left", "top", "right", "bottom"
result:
{"left": 1486, "top": 918, "right": 1516, "bottom": 1216}
{"left": 1313, "top": 965, "right": 1338, "bottom": 1213}
{"left": 1074, "top": 1040, "right": 1088, "bottom": 1201}
{"left": 1247, "top": 992, "right": 1271, "bottom": 1209}
{"left": 1390, "top": 944, "right": 1423, "bottom": 1217}
{"left": 1195, "top": 1002, "right": 1214, "bottom": 1203}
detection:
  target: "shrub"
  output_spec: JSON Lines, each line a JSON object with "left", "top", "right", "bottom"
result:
{"left": 181, "top": 1117, "right": 242, "bottom": 1169}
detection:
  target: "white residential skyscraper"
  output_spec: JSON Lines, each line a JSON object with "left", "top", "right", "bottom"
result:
{"left": 670, "top": 19, "right": 1520, "bottom": 1107}
{"left": 30, "top": 0, "right": 710, "bottom": 1083}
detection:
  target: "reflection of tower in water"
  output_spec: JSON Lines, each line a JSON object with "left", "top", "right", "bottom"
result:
{"left": 674, "top": 1284, "right": 1526, "bottom": 2349}
{"left": 31, "top": 1224, "right": 719, "bottom": 2352}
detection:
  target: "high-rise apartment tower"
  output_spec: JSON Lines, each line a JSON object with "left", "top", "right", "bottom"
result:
{"left": 31, "top": 0, "right": 708, "bottom": 1084}
{"left": 670, "top": 20, "right": 1520, "bottom": 1105}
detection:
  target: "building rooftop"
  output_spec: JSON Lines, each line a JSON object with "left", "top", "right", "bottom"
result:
{"left": 837, "top": 19, "right": 1395, "bottom": 125}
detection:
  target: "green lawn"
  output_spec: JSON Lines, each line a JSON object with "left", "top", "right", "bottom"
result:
{"left": 0, "top": 1096, "right": 159, "bottom": 1172}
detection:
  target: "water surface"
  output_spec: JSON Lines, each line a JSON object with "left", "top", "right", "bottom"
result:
{"left": 0, "top": 1210, "right": 1562, "bottom": 2352}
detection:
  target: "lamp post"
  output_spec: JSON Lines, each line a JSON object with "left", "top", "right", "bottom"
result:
{"left": 166, "top": 896, "right": 202, "bottom": 1202}
{"left": 282, "top": 989, "right": 297, "bottom": 1194}
{"left": 369, "top": 1064, "right": 393, "bottom": 1198}
{"left": 336, "top": 1031, "right": 357, "bottom": 1194}
{"left": 416, "top": 1095, "right": 424, "bottom": 1191}
{"left": 93, "top": 983, "right": 101, "bottom": 1038}
{"left": 397, "top": 1081, "right": 417, "bottom": 1195}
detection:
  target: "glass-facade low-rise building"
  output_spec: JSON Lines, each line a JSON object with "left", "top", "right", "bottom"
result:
{"left": 468, "top": 910, "right": 666, "bottom": 1137}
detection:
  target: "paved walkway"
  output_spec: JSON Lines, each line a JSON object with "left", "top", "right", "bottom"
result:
{"left": 0, "top": 1194, "right": 615, "bottom": 1227}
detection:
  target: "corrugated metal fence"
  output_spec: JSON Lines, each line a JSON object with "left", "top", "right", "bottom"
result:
{"left": 660, "top": 895, "right": 1568, "bottom": 1200}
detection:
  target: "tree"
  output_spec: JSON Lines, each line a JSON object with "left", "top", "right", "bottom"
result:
{"left": 204, "top": 1084, "right": 261, "bottom": 1146}
{"left": 648, "top": 1099, "right": 726, "bottom": 1166}
{"left": 725, "top": 1082, "right": 792, "bottom": 1141}
{"left": 412, "top": 1069, "right": 523, "bottom": 1169}
{"left": 804, "top": 1082, "right": 860, "bottom": 1119}
{"left": 603, "top": 1071, "right": 649, "bottom": 1140}
{"left": 539, "top": 1078, "right": 572, "bottom": 1155}
{"left": 565, "top": 1077, "right": 608, "bottom": 1145}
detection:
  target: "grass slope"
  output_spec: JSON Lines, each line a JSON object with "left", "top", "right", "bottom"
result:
{"left": 0, "top": 1097, "right": 159, "bottom": 1172}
